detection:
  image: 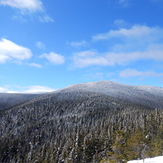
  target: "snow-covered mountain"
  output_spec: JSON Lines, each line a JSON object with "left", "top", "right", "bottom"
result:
{"left": 56, "top": 80, "right": 163, "bottom": 109}
{"left": 1, "top": 81, "right": 163, "bottom": 111}
{"left": 1, "top": 81, "right": 163, "bottom": 162}
{"left": 59, "top": 80, "right": 163, "bottom": 96}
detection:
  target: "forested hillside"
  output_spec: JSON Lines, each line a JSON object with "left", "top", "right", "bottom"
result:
{"left": 0, "top": 93, "right": 40, "bottom": 112}
{"left": 1, "top": 81, "right": 163, "bottom": 163}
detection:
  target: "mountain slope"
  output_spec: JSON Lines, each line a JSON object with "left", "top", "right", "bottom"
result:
{"left": 56, "top": 80, "right": 163, "bottom": 109}
{"left": 0, "top": 93, "right": 41, "bottom": 112}
{"left": 1, "top": 81, "right": 163, "bottom": 163}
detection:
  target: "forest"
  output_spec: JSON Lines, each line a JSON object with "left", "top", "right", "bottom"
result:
{"left": 0, "top": 90, "right": 163, "bottom": 163}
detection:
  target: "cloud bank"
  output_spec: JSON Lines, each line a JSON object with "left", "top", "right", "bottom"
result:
{"left": 72, "top": 48, "right": 163, "bottom": 68}
{"left": 0, "top": 85, "right": 55, "bottom": 93}
{"left": 23, "top": 85, "right": 55, "bottom": 93}
{"left": 72, "top": 25, "right": 163, "bottom": 68}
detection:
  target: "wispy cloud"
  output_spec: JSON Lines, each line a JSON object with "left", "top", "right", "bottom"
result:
{"left": 38, "top": 15, "right": 54, "bottom": 23}
{"left": 72, "top": 47, "right": 163, "bottom": 68}
{"left": 0, "top": 0, "right": 54, "bottom": 23}
{"left": 68, "top": 40, "right": 89, "bottom": 48}
{"left": 36, "top": 41, "right": 45, "bottom": 50}
{"left": 72, "top": 25, "right": 163, "bottom": 68}
{"left": 0, "top": 38, "right": 32, "bottom": 63}
{"left": 118, "top": 0, "right": 130, "bottom": 7}
{"left": 40, "top": 52, "right": 65, "bottom": 65}
{"left": 0, "top": 85, "right": 55, "bottom": 93}
{"left": 93, "top": 25, "right": 163, "bottom": 41}
{"left": 116, "top": 0, "right": 161, "bottom": 8}
{"left": 113, "top": 19, "right": 129, "bottom": 28}
{"left": 29, "top": 63, "right": 42, "bottom": 68}
{"left": 22, "top": 85, "right": 55, "bottom": 93}
{"left": 72, "top": 51, "right": 109, "bottom": 68}
{"left": 0, "top": 0, "right": 43, "bottom": 13}
{"left": 119, "top": 69, "right": 163, "bottom": 78}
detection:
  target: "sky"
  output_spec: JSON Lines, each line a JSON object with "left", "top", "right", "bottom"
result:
{"left": 0, "top": 0, "right": 163, "bottom": 93}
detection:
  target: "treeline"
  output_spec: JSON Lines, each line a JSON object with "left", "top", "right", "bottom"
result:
{"left": 0, "top": 91, "right": 163, "bottom": 163}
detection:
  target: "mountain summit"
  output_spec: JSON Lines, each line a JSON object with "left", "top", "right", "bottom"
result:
{"left": 56, "top": 80, "right": 163, "bottom": 109}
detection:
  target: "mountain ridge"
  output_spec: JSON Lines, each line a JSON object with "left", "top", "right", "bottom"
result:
{"left": 1, "top": 80, "right": 163, "bottom": 162}
{"left": 1, "top": 81, "right": 163, "bottom": 112}
{"left": 54, "top": 80, "right": 163, "bottom": 109}
{"left": 0, "top": 93, "right": 41, "bottom": 112}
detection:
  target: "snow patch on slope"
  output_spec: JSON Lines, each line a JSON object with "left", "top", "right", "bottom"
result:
{"left": 127, "top": 156, "right": 163, "bottom": 163}
{"left": 136, "top": 85, "right": 163, "bottom": 97}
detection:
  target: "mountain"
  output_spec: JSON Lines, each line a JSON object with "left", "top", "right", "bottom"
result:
{"left": 57, "top": 80, "right": 163, "bottom": 109}
{"left": 1, "top": 81, "right": 163, "bottom": 163}
{"left": 0, "top": 93, "right": 41, "bottom": 112}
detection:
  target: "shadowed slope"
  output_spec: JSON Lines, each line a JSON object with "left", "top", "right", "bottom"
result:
{"left": 0, "top": 93, "right": 41, "bottom": 111}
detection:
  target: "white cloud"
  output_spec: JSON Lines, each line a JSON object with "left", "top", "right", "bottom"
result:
{"left": 69, "top": 40, "right": 89, "bottom": 47}
{"left": 70, "top": 25, "right": 162, "bottom": 68}
{"left": 93, "top": 25, "right": 163, "bottom": 41}
{"left": 40, "top": 52, "right": 65, "bottom": 65}
{"left": 73, "top": 51, "right": 110, "bottom": 68}
{"left": 0, "top": 38, "right": 32, "bottom": 63}
{"left": 0, "top": 0, "right": 43, "bottom": 12}
{"left": 0, "top": 85, "right": 55, "bottom": 93}
{"left": 23, "top": 85, "right": 55, "bottom": 93}
{"left": 71, "top": 24, "right": 163, "bottom": 69}
{"left": 0, "top": 87, "right": 9, "bottom": 93}
{"left": 0, "top": 0, "right": 54, "bottom": 23}
{"left": 29, "top": 63, "right": 42, "bottom": 68}
{"left": 105, "top": 48, "right": 163, "bottom": 65}
{"left": 119, "top": 69, "right": 163, "bottom": 78}
{"left": 72, "top": 46, "right": 163, "bottom": 68}
{"left": 75, "top": 50, "right": 97, "bottom": 57}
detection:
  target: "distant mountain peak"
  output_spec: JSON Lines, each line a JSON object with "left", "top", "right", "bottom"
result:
{"left": 55, "top": 80, "right": 163, "bottom": 109}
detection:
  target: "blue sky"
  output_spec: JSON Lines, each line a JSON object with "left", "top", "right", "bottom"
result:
{"left": 0, "top": 0, "right": 163, "bottom": 93}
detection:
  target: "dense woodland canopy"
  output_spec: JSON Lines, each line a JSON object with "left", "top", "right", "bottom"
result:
{"left": 0, "top": 93, "right": 40, "bottom": 111}
{"left": 1, "top": 82, "right": 163, "bottom": 163}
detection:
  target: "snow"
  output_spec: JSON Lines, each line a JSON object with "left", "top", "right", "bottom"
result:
{"left": 57, "top": 80, "right": 163, "bottom": 100}
{"left": 127, "top": 156, "right": 163, "bottom": 163}
{"left": 59, "top": 80, "right": 163, "bottom": 97}
{"left": 54, "top": 80, "right": 163, "bottom": 109}
{"left": 136, "top": 85, "right": 163, "bottom": 97}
